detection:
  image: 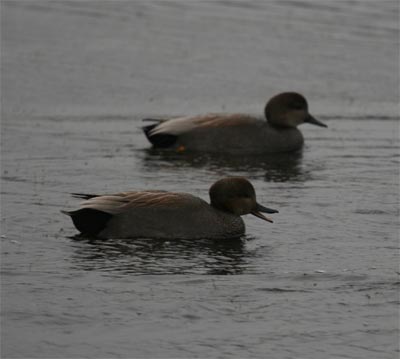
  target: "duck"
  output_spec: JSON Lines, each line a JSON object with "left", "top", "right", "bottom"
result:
{"left": 62, "top": 177, "right": 278, "bottom": 240}
{"left": 142, "top": 92, "right": 327, "bottom": 154}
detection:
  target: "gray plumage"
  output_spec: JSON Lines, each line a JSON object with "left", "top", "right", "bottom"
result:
{"left": 143, "top": 92, "right": 327, "bottom": 153}
{"left": 62, "top": 177, "right": 278, "bottom": 240}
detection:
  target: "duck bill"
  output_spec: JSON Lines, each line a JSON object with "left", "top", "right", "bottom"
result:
{"left": 251, "top": 203, "right": 278, "bottom": 223}
{"left": 257, "top": 203, "right": 279, "bottom": 214}
{"left": 251, "top": 210, "right": 274, "bottom": 223}
{"left": 305, "top": 114, "right": 327, "bottom": 128}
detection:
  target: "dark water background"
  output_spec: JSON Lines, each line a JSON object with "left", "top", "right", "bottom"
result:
{"left": 1, "top": 1, "right": 399, "bottom": 358}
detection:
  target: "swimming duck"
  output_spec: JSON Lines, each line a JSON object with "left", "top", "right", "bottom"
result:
{"left": 62, "top": 177, "right": 278, "bottom": 240}
{"left": 143, "top": 92, "right": 327, "bottom": 154}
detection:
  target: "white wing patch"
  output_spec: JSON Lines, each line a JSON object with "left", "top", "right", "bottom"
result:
{"left": 149, "top": 116, "right": 202, "bottom": 136}
{"left": 149, "top": 114, "right": 258, "bottom": 136}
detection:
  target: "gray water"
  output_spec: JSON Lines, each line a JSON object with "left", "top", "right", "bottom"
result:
{"left": 1, "top": 1, "right": 399, "bottom": 358}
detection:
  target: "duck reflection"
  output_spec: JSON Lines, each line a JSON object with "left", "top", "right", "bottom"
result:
{"left": 141, "top": 148, "right": 311, "bottom": 183}
{"left": 69, "top": 235, "right": 254, "bottom": 275}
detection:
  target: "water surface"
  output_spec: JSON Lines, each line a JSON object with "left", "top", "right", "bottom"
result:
{"left": 1, "top": 1, "right": 399, "bottom": 358}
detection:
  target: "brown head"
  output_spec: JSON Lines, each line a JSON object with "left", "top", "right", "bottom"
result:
{"left": 209, "top": 177, "right": 278, "bottom": 222}
{"left": 264, "top": 92, "right": 327, "bottom": 128}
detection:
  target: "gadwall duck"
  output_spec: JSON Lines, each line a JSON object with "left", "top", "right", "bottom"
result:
{"left": 143, "top": 92, "right": 327, "bottom": 154}
{"left": 62, "top": 177, "right": 278, "bottom": 240}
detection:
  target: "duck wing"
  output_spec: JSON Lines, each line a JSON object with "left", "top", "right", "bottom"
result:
{"left": 62, "top": 190, "right": 195, "bottom": 237}
{"left": 142, "top": 114, "right": 258, "bottom": 148}
{"left": 77, "top": 190, "right": 189, "bottom": 215}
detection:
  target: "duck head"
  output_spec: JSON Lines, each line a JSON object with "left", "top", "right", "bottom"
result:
{"left": 209, "top": 177, "right": 278, "bottom": 222}
{"left": 265, "top": 92, "right": 327, "bottom": 128}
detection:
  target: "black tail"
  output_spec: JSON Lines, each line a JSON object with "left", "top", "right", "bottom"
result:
{"left": 62, "top": 208, "right": 112, "bottom": 237}
{"left": 142, "top": 120, "right": 177, "bottom": 148}
{"left": 71, "top": 193, "right": 99, "bottom": 200}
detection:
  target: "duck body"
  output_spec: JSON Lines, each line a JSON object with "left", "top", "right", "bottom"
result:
{"left": 143, "top": 92, "right": 326, "bottom": 154}
{"left": 62, "top": 177, "right": 278, "bottom": 240}
{"left": 68, "top": 192, "right": 245, "bottom": 240}
{"left": 144, "top": 114, "right": 304, "bottom": 154}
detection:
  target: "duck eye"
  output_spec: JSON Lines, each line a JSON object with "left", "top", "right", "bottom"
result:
{"left": 243, "top": 194, "right": 253, "bottom": 200}
{"left": 291, "top": 103, "right": 303, "bottom": 110}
